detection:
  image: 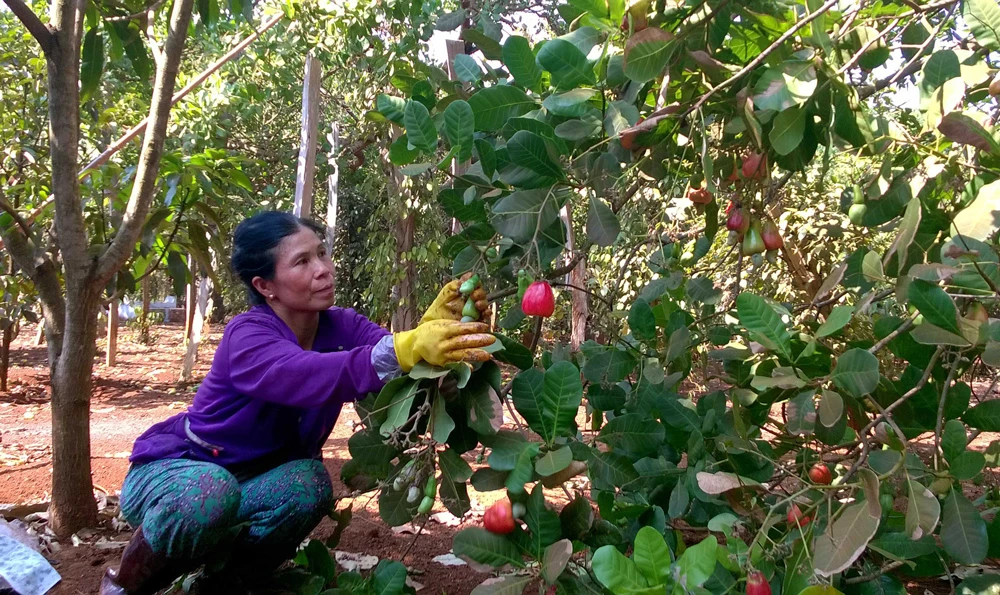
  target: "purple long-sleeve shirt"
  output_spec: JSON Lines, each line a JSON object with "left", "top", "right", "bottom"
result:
{"left": 129, "top": 304, "right": 390, "bottom": 473}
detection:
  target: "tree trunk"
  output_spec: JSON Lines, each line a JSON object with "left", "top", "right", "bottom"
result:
{"left": 49, "top": 288, "right": 101, "bottom": 535}
{"left": 560, "top": 206, "right": 588, "bottom": 349}
{"left": 1, "top": 324, "right": 12, "bottom": 392}
{"left": 392, "top": 213, "right": 417, "bottom": 332}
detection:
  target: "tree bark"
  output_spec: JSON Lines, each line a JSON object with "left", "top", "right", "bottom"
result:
{"left": 560, "top": 206, "right": 588, "bottom": 349}
{"left": 392, "top": 213, "right": 417, "bottom": 332}
{"left": 1, "top": 324, "right": 13, "bottom": 392}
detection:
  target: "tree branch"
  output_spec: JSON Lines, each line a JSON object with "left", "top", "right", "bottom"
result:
{"left": 1, "top": 0, "right": 53, "bottom": 55}
{"left": 683, "top": 0, "right": 839, "bottom": 116}
{"left": 95, "top": 0, "right": 196, "bottom": 284}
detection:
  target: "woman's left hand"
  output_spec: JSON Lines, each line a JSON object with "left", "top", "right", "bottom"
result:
{"left": 419, "top": 273, "right": 489, "bottom": 324}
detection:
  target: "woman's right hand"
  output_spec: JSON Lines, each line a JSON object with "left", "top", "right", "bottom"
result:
{"left": 392, "top": 320, "right": 496, "bottom": 372}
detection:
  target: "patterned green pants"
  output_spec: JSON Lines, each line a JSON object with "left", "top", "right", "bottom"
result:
{"left": 120, "top": 458, "right": 333, "bottom": 560}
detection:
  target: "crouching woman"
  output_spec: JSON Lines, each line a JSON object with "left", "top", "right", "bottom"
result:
{"left": 100, "top": 211, "right": 493, "bottom": 594}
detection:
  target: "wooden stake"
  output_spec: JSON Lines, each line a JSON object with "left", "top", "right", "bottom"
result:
{"left": 294, "top": 55, "right": 322, "bottom": 219}
{"left": 326, "top": 123, "right": 339, "bottom": 293}
{"left": 445, "top": 39, "right": 467, "bottom": 235}
{"left": 181, "top": 274, "right": 212, "bottom": 382}
{"left": 105, "top": 300, "right": 118, "bottom": 367}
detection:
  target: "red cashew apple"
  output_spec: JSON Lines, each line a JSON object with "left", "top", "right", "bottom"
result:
{"left": 521, "top": 281, "right": 555, "bottom": 317}
{"left": 746, "top": 571, "right": 771, "bottom": 595}
{"left": 687, "top": 187, "right": 713, "bottom": 205}
{"left": 742, "top": 153, "right": 768, "bottom": 180}
{"left": 787, "top": 503, "right": 811, "bottom": 527}
{"left": 484, "top": 499, "right": 516, "bottom": 535}
{"left": 761, "top": 220, "right": 783, "bottom": 251}
{"left": 809, "top": 463, "right": 832, "bottom": 485}
{"left": 726, "top": 208, "right": 750, "bottom": 234}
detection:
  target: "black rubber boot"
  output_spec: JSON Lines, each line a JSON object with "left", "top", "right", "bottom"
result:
{"left": 99, "top": 527, "right": 184, "bottom": 595}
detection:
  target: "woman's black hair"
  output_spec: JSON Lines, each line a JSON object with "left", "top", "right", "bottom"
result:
{"left": 231, "top": 211, "right": 326, "bottom": 305}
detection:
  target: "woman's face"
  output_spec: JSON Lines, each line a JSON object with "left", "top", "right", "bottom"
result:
{"left": 253, "top": 227, "right": 335, "bottom": 312}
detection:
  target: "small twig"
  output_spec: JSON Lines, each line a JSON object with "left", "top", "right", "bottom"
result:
{"left": 683, "top": 0, "right": 838, "bottom": 116}
{"left": 868, "top": 316, "right": 916, "bottom": 354}
{"left": 934, "top": 352, "right": 963, "bottom": 471}
{"left": 399, "top": 514, "right": 431, "bottom": 562}
{"left": 844, "top": 561, "right": 907, "bottom": 585}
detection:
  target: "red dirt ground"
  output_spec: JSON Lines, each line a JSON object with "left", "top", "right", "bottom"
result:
{"left": 2, "top": 321, "right": 997, "bottom": 595}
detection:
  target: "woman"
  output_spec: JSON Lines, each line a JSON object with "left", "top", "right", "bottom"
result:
{"left": 100, "top": 211, "right": 494, "bottom": 595}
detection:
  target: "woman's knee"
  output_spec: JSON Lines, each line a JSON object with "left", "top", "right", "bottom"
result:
{"left": 294, "top": 459, "right": 333, "bottom": 509}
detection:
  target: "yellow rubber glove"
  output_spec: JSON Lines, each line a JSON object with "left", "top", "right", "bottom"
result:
{"left": 393, "top": 320, "right": 496, "bottom": 372}
{"left": 420, "top": 273, "right": 489, "bottom": 324}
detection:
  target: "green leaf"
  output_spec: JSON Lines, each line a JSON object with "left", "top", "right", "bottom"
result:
{"left": 302, "top": 539, "right": 336, "bottom": 584}
{"left": 587, "top": 384, "right": 626, "bottom": 412}
{"left": 435, "top": 9, "right": 465, "bottom": 31}
{"left": 468, "top": 86, "right": 538, "bottom": 132}
{"left": 941, "top": 490, "right": 988, "bottom": 564}
{"left": 453, "top": 54, "right": 482, "bottom": 83}
{"left": 389, "top": 135, "right": 420, "bottom": 165}
{"left": 347, "top": 429, "right": 397, "bottom": 477}
{"left": 539, "top": 361, "right": 584, "bottom": 442}
{"left": 886, "top": 197, "right": 923, "bottom": 271}
{"left": 588, "top": 451, "right": 640, "bottom": 491}
{"left": 964, "top": 399, "right": 1000, "bottom": 431}
{"left": 507, "top": 131, "right": 563, "bottom": 178}
{"left": 503, "top": 36, "right": 541, "bottom": 88}
{"left": 818, "top": 390, "right": 844, "bottom": 429}
{"left": 583, "top": 349, "right": 637, "bottom": 384}
{"left": 522, "top": 484, "right": 562, "bottom": 553}
{"left": 950, "top": 451, "right": 986, "bottom": 480}
{"left": 862, "top": 250, "right": 884, "bottom": 282}
{"left": 871, "top": 533, "right": 939, "bottom": 560}
{"left": 623, "top": 27, "right": 672, "bottom": 83}
{"left": 813, "top": 501, "right": 881, "bottom": 577}
{"left": 769, "top": 107, "right": 805, "bottom": 156}
{"left": 461, "top": 28, "right": 503, "bottom": 61}
{"left": 597, "top": 414, "right": 665, "bottom": 456}
{"left": 953, "top": 179, "right": 1000, "bottom": 241}
{"left": 752, "top": 60, "right": 818, "bottom": 112}
{"left": 431, "top": 398, "right": 455, "bottom": 444}
{"left": 372, "top": 560, "right": 407, "bottom": 595}
{"left": 832, "top": 348, "right": 880, "bottom": 398}
{"left": 492, "top": 334, "right": 534, "bottom": 370}
{"left": 439, "top": 447, "right": 473, "bottom": 483}
{"left": 906, "top": 474, "right": 940, "bottom": 539}
{"left": 403, "top": 100, "right": 437, "bottom": 152}
{"left": 942, "top": 419, "right": 967, "bottom": 463}
{"left": 536, "top": 39, "right": 594, "bottom": 89}
{"left": 470, "top": 576, "right": 534, "bottom": 595}
{"left": 541, "top": 539, "right": 573, "bottom": 585}
{"left": 379, "top": 479, "right": 418, "bottom": 526}
{"left": 817, "top": 305, "right": 855, "bottom": 338}
{"left": 677, "top": 535, "right": 718, "bottom": 588}
{"left": 628, "top": 299, "right": 657, "bottom": 342}
{"left": 379, "top": 380, "right": 419, "bottom": 437}
{"left": 467, "top": 378, "right": 504, "bottom": 435}
{"left": 963, "top": 0, "right": 1000, "bottom": 51}
{"left": 453, "top": 528, "right": 524, "bottom": 568}
{"left": 555, "top": 117, "right": 602, "bottom": 141}
{"left": 542, "top": 88, "right": 597, "bottom": 117}
{"left": 491, "top": 187, "right": 563, "bottom": 243}
{"left": 586, "top": 197, "right": 620, "bottom": 247}
{"left": 735, "top": 293, "right": 792, "bottom": 359}
{"left": 908, "top": 279, "right": 962, "bottom": 335}
{"left": 536, "top": 446, "right": 573, "bottom": 476}
{"left": 81, "top": 27, "right": 104, "bottom": 102}
{"left": 632, "top": 526, "right": 671, "bottom": 586}
{"left": 377, "top": 94, "right": 406, "bottom": 124}
{"left": 444, "top": 100, "right": 475, "bottom": 163}
{"left": 592, "top": 545, "right": 649, "bottom": 593}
